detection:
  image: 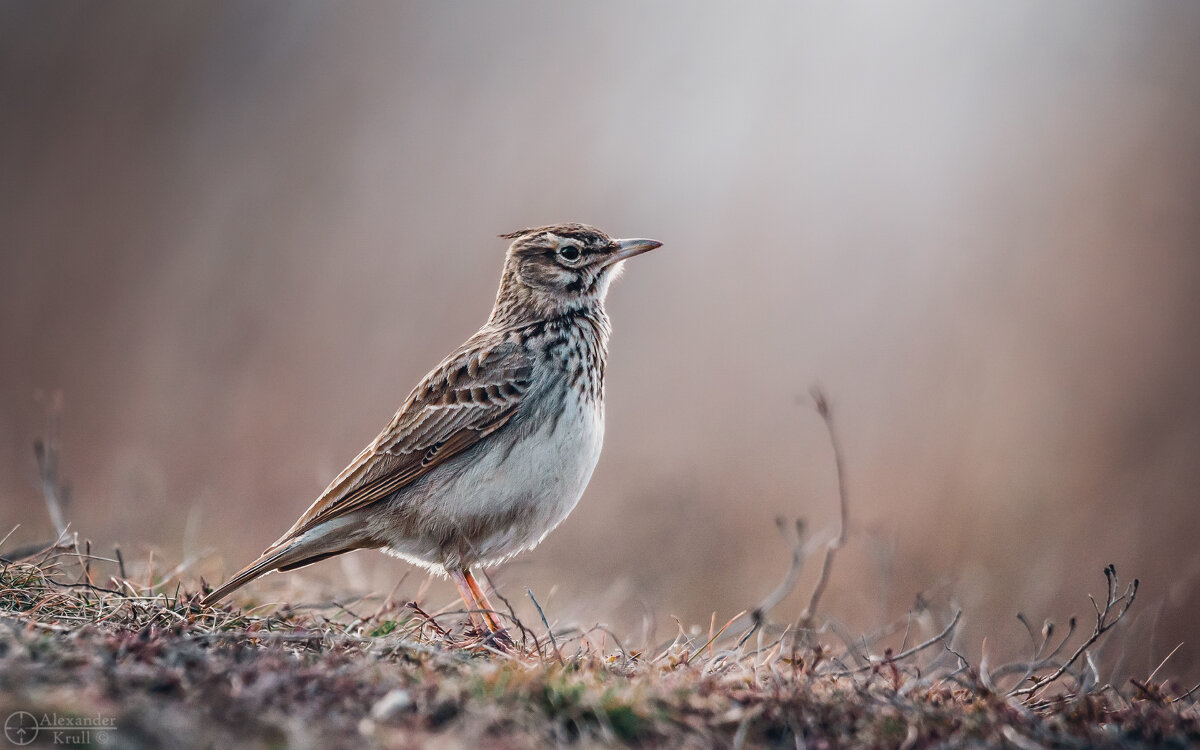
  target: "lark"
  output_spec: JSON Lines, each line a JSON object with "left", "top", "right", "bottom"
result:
{"left": 202, "top": 224, "right": 661, "bottom": 642}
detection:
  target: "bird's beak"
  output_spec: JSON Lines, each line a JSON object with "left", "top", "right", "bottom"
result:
{"left": 606, "top": 238, "right": 663, "bottom": 266}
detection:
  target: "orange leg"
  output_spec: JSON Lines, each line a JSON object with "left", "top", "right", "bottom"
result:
{"left": 449, "top": 569, "right": 490, "bottom": 636}
{"left": 462, "top": 568, "right": 509, "bottom": 639}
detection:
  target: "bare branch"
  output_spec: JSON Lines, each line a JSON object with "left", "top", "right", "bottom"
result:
{"left": 1009, "top": 565, "right": 1138, "bottom": 699}
{"left": 827, "top": 610, "right": 962, "bottom": 677}
{"left": 736, "top": 518, "right": 807, "bottom": 647}
{"left": 33, "top": 393, "right": 70, "bottom": 538}
{"left": 798, "top": 387, "right": 849, "bottom": 627}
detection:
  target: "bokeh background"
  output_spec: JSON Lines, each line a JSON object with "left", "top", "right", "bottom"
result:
{"left": 3, "top": 3, "right": 1198, "bottom": 680}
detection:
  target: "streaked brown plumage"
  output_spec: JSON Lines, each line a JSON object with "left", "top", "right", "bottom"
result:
{"left": 201, "top": 223, "right": 661, "bottom": 643}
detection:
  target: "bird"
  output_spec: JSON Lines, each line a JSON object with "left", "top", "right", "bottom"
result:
{"left": 201, "top": 223, "right": 661, "bottom": 644}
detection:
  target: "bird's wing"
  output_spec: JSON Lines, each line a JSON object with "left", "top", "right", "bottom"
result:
{"left": 266, "top": 336, "right": 534, "bottom": 550}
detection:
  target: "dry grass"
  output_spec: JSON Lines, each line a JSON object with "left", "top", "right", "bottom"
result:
{"left": 2, "top": 393, "right": 1196, "bottom": 748}
{"left": 1, "top": 539, "right": 1196, "bottom": 750}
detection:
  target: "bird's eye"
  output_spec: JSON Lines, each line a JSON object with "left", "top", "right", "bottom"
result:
{"left": 558, "top": 245, "right": 582, "bottom": 263}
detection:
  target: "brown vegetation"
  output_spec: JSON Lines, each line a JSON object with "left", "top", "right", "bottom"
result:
{"left": 1, "top": 396, "right": 1195, "bottom": 748}
{"left": 2, "top": 539, "right": 1195, "bottom": 748}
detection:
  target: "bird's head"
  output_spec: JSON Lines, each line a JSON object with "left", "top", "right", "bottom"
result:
{"left": 490, "top": 223, "right": 661, "bottom": 323}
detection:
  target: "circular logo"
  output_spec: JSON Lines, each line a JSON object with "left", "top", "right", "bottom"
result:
{"left": 4, "top": 711, "right": 39, "bottom": 746}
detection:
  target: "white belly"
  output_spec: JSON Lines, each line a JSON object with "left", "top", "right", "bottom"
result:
{"left": 377, "top": 389, "right": 605, "bottom": 571}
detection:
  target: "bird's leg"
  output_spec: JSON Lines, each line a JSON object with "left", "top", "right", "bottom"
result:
{"left": 449, "top": 568, "right": 490, "bottom": 636}
{"left": 462, "top": 568, "right": 512, "bottom": 645}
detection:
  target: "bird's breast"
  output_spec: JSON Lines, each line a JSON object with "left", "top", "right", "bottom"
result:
{"left": 376, "top": 321, "right": 612, "bottom": 570}
{"left": 491, "top": 380, "right": 605, "bottom": 521}
{"left": 379, "top": 380, "right": 605, "bottom": 570}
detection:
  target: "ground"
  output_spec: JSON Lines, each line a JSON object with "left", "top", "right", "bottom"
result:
{"left": 0, "top": 544, "right": 1196, "bottom": 750}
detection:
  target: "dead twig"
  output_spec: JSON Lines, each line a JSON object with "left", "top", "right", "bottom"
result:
{"left": 1009, "top": 565, "right": 1138, "bottom": 699}
{"left": 1171, "top": 682, "right": 1200, "bottom": 705}
{"left": 33, "top": 392, "right": 70, "bottom": 538}
{"left": 827, "top": 610, "right": 962, "bottom": 677}
{"left": 798, "top": 387, "right": 848, "bottom": 628}
{"left": 405, "top": 600, "right": 452, "bottom": 638}
{"left": 737, "top": 518, "right": 808, "bottom": 647}
{"left": 528, "top": 588, "right": 564, "bottom": 665}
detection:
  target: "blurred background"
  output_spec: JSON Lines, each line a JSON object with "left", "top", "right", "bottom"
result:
{"left": 2, "top": 3, "right": 1198, "bottom": 680}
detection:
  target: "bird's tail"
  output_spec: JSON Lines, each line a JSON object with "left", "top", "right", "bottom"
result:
{"left": 200, "top": 523, "right": 374, "bottom": 607}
